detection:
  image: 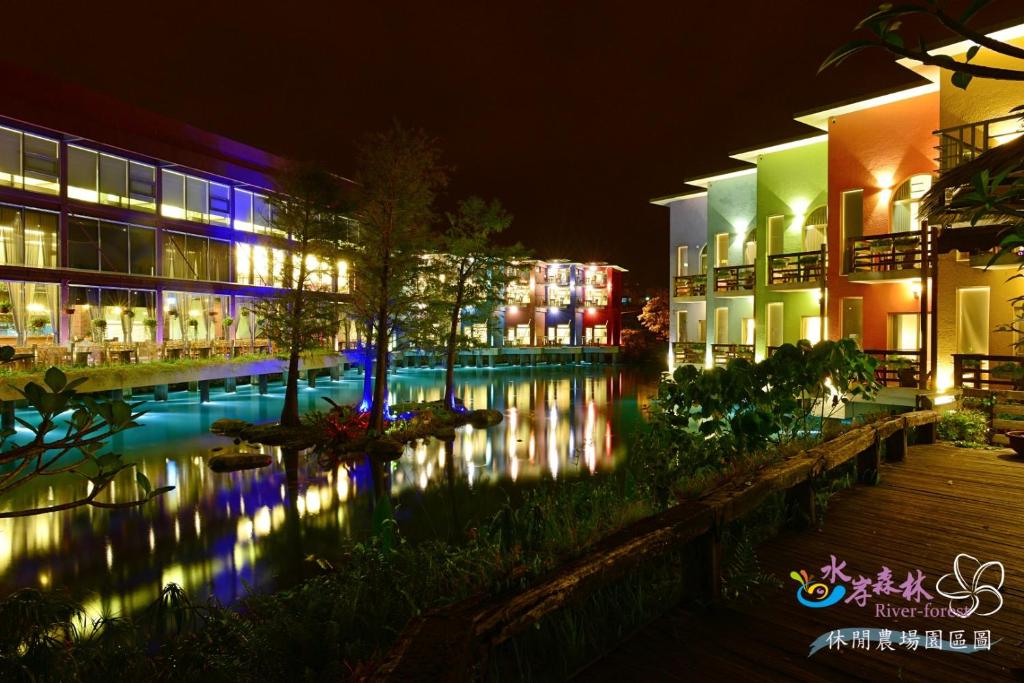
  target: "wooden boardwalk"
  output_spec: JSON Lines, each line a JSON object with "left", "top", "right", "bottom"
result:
{"left": 587, "top": 443, "right": 1024, "bottom": 681}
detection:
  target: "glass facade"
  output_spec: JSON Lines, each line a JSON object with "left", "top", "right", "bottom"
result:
{"left": 164, "top": 232, "right": 229, "bottom": 282}
{"left": 0, "top": 206, "right": 58, "bottom": 268}
{"left": 68, "top": 146, "right": 157, "bottom": 212}
{"left": 68, "top": 286, "right": 156, "bottom": 344}
{"left": 161, "top": 170, "right": 230, "bottom": 226}
{"left": 0, "top": 127, "right": 59, "bottom": 195}
{"left": 68, "top": 217, "right": 155, "bottom": 275}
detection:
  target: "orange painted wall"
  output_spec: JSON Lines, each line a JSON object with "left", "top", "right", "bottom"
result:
{"left": 825, "top": 91, "right": 939, "bottom": 349}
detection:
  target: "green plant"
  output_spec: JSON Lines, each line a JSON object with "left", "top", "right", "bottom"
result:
{"left": 143, "top": 317, "right": 157, "bottom": 329}
{"left": 937, "top": 409, "right": 989, "bottom": 446}
{"left": 29, "top": 316, "right": 48, "bottom": 331}
{"left": 223, "top": 316, "right": 235, "bottom": 328}
{"left": 92, "top": 319, "right": 107, "bottom": 330}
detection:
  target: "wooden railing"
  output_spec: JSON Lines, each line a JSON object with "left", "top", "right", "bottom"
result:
{"left": 713, "top": 265, "right": 755, "bottom": 292}
{"left": 936, "top": 113, "right": 1023, "bottom": 173}
{"left": 768, "top": 249, "right": 824, "bottom": 285}
{"left": 711, "top": 343, "right": 754, "bottom": 367}
{"left": 673, "top": 341, "right": 705, "bottom": 365}
{"left": 848, "top": 231, "right": 924, "bottom": 273}
{"left": 373, "top": 411, "right": 940, "bottom": 681}
{"left": 674, "top": 274, "right": 707, "bottom": 298}
{"left": 865, "top": 348, "right": 921, "bottom": 387}
{"left": 953, "top": 353, "right": 1024, "bottom": 391}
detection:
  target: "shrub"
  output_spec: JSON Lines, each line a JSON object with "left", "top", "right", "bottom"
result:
{"left": 937, "top": 409, "right": 988, "bottom": 446}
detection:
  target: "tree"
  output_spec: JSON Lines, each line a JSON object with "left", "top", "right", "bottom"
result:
{"left": 408, "top": 197, "right": 521, "bottom": 409}
{"left": 0, "top": 363, "right": 172, "bottom": 517}
{"left": 252, "top": 165, "right": 348, "bottom": 429}
{"left": 349, "top": 123, "right": 448, "bottom": 432}
{"left": 825, "top": 0, "right": 1024, "bottom": 345}
{"left": 638, "top": 294, "right": 670, "bottom": 340}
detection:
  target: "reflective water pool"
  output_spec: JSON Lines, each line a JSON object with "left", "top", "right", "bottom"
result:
{"left": 0, "top": 366, "right": 659, "bottom": 617}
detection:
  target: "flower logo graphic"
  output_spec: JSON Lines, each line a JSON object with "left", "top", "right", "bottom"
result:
{"left": 935, "top": 554, "right": 1004, "bottom": 618}
{"left": 791, "top": 569, "right": 846, "bottom": 608}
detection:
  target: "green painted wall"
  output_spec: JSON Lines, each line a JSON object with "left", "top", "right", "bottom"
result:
{"left": 705, "top": 171, "right": 756, "bottom": 356}
{"left": 752, "top": 140, "right": 828, "bottom": 358}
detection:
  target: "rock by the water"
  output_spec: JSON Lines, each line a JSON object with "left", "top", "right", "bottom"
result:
{"left": 209, "top": 452, "right": 272, "bottom": 472}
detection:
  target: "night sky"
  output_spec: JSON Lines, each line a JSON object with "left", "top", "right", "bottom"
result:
{"left": 2, "top": 1, "right": 1018, "bottom": 289}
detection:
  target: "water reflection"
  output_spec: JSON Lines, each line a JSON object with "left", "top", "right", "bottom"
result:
{"left": 0, "top": 366, "right": 657, "bottom": 617}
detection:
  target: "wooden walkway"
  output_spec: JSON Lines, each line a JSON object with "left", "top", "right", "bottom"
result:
{"left": 587, "top": 443, "right": 1024, "bottom": 681}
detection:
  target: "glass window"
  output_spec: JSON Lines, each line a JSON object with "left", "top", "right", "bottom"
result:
{"left": 69, "top": 216, "right": 99, "bottom": 270}
{"left": 68, "top": 146, "right": 98, "bottom": 202}
{"left": 209, "top": 239, "right": 229, "bottom": 281}
{"left": 21, "top": 134, "right": 59, "bottom": 195}
{"left": 0, "top": 207, "right": 20, "bottom": 265}
{"left": 161, "top": 170, "right": 186, "bottom": 219}
{"left": 128, "top": 161, "right": 156, "bottom": 213}
{"left": 235, "top": 242, "right": 252, "bottom": 284}
{"left": 129, "top": 226, "right": 155, "bottom": 275}
{"left": 99, "top": 222, "right": 130, "bottom": 273}
{"left": 253, "top": 193, "right": 271, "bottom": 233}
{"left": 234, "top": 189, "right": 253, "bottom": 231}
{"left": 23, "top": 210, "right": 57, "bottom": 269}
{"left": 0, "top": 128, "right": 20, "bottom": 188}
{"left": 163, "top": 232, "right": 187, "bottom": 278}
{"left": 99, "top": 154, "right": 128, "bottom": 207}
{"left": 187, "top": 234, "right": 208, "bottom": 280}
{"left": 209, "top": 182, "right": 230, "bottom": 225}
{"left": 185, "top": 176, "right": 208, "bottom": 223}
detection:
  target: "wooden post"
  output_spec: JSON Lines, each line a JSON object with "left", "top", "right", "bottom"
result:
{"left": 953, "top": 354, "right": 963, "bottom": 388}
{"left": 857, "top": 436, "right": 882, "bottom": 483}
{"left": 788, "top": 479, "right": 817, "bottom": 527}
{"left": 886, "top": 424, "right": 907, "bottom": 462}
{"left": 917, "top": 421, "right": 937, "bottom": 445}
{"left": 697, "top": 528, "right": 722, "bottom": 602}
{"left": 918, "top": 223, "right": 930, "bottom": 389}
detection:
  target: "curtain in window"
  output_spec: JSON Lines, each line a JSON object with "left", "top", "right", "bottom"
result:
{"left": 6, "top": 283, "right": 23, "bottom": 345}
{"left": 46, "top": 285, "right": 58, "bottom": 342}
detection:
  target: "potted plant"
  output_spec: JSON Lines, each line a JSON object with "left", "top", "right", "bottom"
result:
{"left": 143, "top": 317, "right": 158, "bottom": 340}
{"left": 92, "top": 318, "right": 107, "bottom": 342}
{"left": 123, "top": 308, "right": 135, "bottom": 319}
{"left": 1007, "top": 431, "right": 1024, "bottom": 457}
{"left": 222, "top": 316, "right": 234, "bottom": 336}
{"left": 0, "top": 302, "right": 11, "bottom": 316}
{"left": 64, "top": 305, "right": 75, "bottom": 315}
{"left": 29, "top": 317, "right": 48, "bottom": 334}
{"left": 188, "top": 317, "right": 199, "bottom": 340}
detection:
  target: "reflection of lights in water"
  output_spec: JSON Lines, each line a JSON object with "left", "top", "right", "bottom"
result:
{"left": 510, "top": 454, "right": 519, "bottom": 482}
{"left": 419, "top": 470, "right": 428, "bottom": 490}
{"left": 484, "top": 440, "right": 492, "bottom": 467}
{"left": 38, "top": 571, "right": 50, "bottom": 587}
{"left": 46, "top": 486, "right": 53, "bottom": 502}
{"left": 162, "top": 563, "right": 185, "bottom": 588}
{"left": 174, "top": 519, "right": 181, "bottom": 541}
{"left": 548, "top": 404, "right": 559, "bottom": 480}
{"left": 149, "top": 527, "right": 156, "bottom": 552}
{"left": 529, "top": 434, "right": 536, "bottom": 463}
{"left": 240, "top": 497, "right": 246, "bottom": 516}
{"left": 105, "top": 541, "right": 113, "bottom": 569}
{"left": 237, "top": 517, "right": 253, "bottom": 542}
{"left": 336, "top": 473, "right": 349, "bottom": 501}
{"left": 194, "top": 510, "right": 202, "bottom": 536}
{"left": 280, "top": 484, "right": 285, "bottom": 500}
{"left": 297, "top": 495, "right": 306, "bottom": 517}
{"left": 438, "top": 444, "right": 446, "bottom": 469}
{"left": 467, "top": 464, "right": 475, "bottom": 488}
{"left": 605, "top": 422, "right": 612, "bottom": 461}
{"left": 254, "top": 506, "right": 271, "bottom": 536}
{"left": 416, "top": 442, "right": 427, "bottom": 465}
{"left": 585, "top": 400, "right": 597, "bottom": 473}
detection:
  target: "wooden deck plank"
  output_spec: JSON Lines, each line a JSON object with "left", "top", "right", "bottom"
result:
{"left": 583, "top": 443, "right": 1024, "bottom": 681}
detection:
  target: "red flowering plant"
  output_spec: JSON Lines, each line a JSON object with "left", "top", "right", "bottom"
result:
{"left": 324, "top": 407, "right": 371, "bottom": 442}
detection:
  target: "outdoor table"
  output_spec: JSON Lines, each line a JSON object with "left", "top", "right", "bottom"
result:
{"left": 196, "top": 347, "right": 211, "bottom": 359}
{"left": 113, "top": 349, "right": 135, "bottom": 364}
{"left": 9, "top": 353, "right": 33, "bottom": 370}
{"left": 165, "top": 347, "right": 183, "bottom": 360}
{"left": 73, "top": 350, "right": 92, "bottom": 366}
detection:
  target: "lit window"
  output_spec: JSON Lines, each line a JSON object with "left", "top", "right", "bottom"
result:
{"left": 161, "top": 170, "right": 186, "bottom": 219}
{"left": 0, "top": 127, "right": 59, "bottom": 195}
{"left": 68, "top": 146, "right": 98, "bottom": 202}
{"left": 99, "top": 154, "right": 128, "bottom": 208}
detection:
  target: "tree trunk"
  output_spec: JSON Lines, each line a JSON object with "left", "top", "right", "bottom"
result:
{"left": 369, "top": 314, "right": 390, "bottom": 432}
{"left": 360, "top": 342, "right": 374, "bottom": 411}
{"left": 444, "top": 282, "right": 464, "bottom": 410}
{"left": 279, "top": 239, "right": 308, "bottom": 428}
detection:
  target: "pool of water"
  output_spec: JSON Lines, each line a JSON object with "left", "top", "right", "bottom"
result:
{"left": 0, "top": 365, "right": 659, "bottom": 617}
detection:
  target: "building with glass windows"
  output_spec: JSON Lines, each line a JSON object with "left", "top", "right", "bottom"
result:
{"left": 0, "top": 61, "right": 351, "bottom": 351}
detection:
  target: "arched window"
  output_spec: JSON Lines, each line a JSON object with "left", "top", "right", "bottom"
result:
{"left": 805, "top": 205, "right": 827, "bottom": 251}
{"left": 698, "top": 243, "right": 708, "bottom": 274}
{"left": 892, "top": 174, "right": 932, "bottom": 233}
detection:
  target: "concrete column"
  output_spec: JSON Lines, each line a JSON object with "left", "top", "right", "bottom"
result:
{"left": 111, "top": 389, "right": 124, "bottom": 401}
{"left": 198, "top": 380, "right": 210, "bottom": 403}
{"left": 307, "top": 369, "right": 317, "bottom": 388}
{"left": 330, "top": 365, "right": 341, "bottom": 381}
{"left": 224, "top": 377, "right": 236, "bottom": 393}
{"left": 154, "top": 384, "right": 169, "bottom": 401}
{"left": 258, "top": 374, "right": 269, "bottom": 395}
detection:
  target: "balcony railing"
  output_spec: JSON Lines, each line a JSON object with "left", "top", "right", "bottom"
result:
{"left": 674, "top": 274, "right": 707, "bottom": 298}
{"left": 953, "top": 353, "right": 1024, "bottom": 391}
{"left": 768, "top": 249, "right": 825, "bottom": 286}
{"left": 865, "top": 348, "right": 921, "bottom": 387}
{"left": 936, "top": 113, "right": 1024, "bottom": 173}
{"left": 713, "top": 265, "right": 755, "bottom": 292}
{"left": 848, "top": 231, "right": 924, "bottom": 273}
{"left": 711, "top": 343, "right": 754, "bottom": 367}
{"left": 673, "top": 341, "right": 705, "bottom": 365}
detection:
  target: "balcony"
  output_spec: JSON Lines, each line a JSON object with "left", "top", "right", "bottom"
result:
{"left": 673, "top": 274, "right": 707, "bottom": 299}
{"left": 846, "top": 231, "right": 924, "bottom": 282}
{"left": 936, "top": 113, "right": 1024, "bottom": 173}
{"left": 713, "top": 265, "right": 755, "bottom": 295}
{"left": 767, "top": 250, "right": 825, "bottom": 290}
{"left": 865, "top": 349, "right": 922, "bottom": 388}
{"left": 953, "top": 354, "right": 1024, "bottom": 391}
{"left": 673, "top": 341, "right": 705, "bottom": 365}
{"left": 711, "top": 343, "right": 754, "bottom": 367}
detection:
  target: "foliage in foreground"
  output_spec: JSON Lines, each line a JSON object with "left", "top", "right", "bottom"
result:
{"left": 937, "top": 408, "right": 989, "bottom": 447}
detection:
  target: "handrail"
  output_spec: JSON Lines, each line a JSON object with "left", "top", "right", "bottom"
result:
{"left": 710, "top": 343, "right": 754, "bottom": 367}
{"left": 768, "top": 249, "right": 825, "bottom": 285}
{"left": 953, "top": 353, "right": 1024, "bottom": 390}
{"left": 864, "top": 348, "right": 921, "bottom": 388}
{"left": 713, "top": 264, "right": 755, "bottom": 292}
{"left": 935, "top": 113, "right": 1023, "bottom": 173}
{"left": 674, "top": 274, "right": 707, "bottom": 297}
{"left": 848, "top": 230, "right": 924, "bottom": 273}
{"left": 673, "top": 341, "right": 705, "bottom": 364}
{"left": 373, "top": 411, "right": 940, "bottom": 680}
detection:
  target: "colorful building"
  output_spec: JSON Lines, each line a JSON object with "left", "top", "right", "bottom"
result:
{"left": 657, "top": 21, "right": 1024, "bottom": 400}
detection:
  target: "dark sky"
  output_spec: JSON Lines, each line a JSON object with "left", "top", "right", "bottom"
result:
{"left": 3, "top": 1, "right": 1017, "bottom": 289}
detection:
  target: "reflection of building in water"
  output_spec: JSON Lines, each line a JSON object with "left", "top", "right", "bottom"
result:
{"left": 0, "top": 368, "right": 652, "bottom": 617}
